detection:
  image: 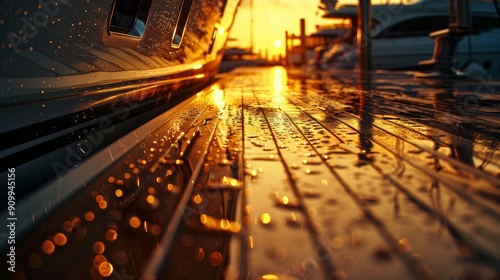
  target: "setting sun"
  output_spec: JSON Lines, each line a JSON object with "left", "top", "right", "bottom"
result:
{"left": 228, "top": 0, "right": 331, "bottom": 59}
{"left": 273, "top": 39, "right": 283, "bottom": 48}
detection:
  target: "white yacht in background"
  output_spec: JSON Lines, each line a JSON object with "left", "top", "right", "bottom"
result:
{"left": 317, "top": 0, "right": 500, "bottom": 77}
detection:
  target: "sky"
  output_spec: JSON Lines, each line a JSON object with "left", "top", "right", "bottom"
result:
{"left": 226, "top": 0, "right": 421, "bottom": 59}
{"left": 227, "top": 0, "right": 333, "bottom": 59}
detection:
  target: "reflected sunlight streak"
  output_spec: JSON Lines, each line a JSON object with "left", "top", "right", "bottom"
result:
{"left": 272, "top": 67, "right": 287, "bottom": 106}
{"left": 212, "top": 85, "right": 225, "bottom": 112}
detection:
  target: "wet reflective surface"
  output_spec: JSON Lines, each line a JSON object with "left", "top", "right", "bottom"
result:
{"left": 4, "top": 67, "right": 500, "bottom": 280}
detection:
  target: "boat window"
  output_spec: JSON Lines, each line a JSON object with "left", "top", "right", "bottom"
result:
{"left": 472, "top": 16, "right": 500, "bottom": 29}
{"left": 172, "top": 0, "right": 194, "bottom": 48}
{"left": 109, "top": 0, "right": 153, "bottom": 37}
{"left": 377, "top": 16, "right": 500, "bottom": 38}
{"left": 376, "top": 16, "right": 449, "bottom": 38}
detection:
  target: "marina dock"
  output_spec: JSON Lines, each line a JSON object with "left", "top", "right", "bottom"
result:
{"left": 6, "top": 66, "right": 500, "bottom": 280}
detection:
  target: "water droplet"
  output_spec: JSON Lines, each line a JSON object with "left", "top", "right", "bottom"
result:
{"left": 147, "top": 195, "right": 156, "bottom": 205}
{"left": 348, "top": 232, "right": 362, "bottom": 248}
{"left": 98, "top": 262, "right": 113, "bottom": 277}
{"left": 195, "top": 247, "right": 205, "bottom": 261}
{"left": 42, "top": 240, "right": 55, "bottom": 254}
{"left": 207, "top": 176, "right": 243, "bottom": 189}
{"left": 85, "top": 211, "right": 95, "bottom": 221}
{"left": 93, "top": 241, "right": 105, "bottom": 254}
{"left": 198, "top": 214, "right": 241, "bottom": 233}
{"left": 115, "top": 189, "right": 123, "bottom": 197}
{"left": 192, "top": 194, "right": 203, "bottom": 204}
{"left": 63, "top": 221, "right": 73, "bottom": 232}
{"left": 275, "top": 195, "right": 301, "bottom": 209}
{"left": 307, "top": 208, "right": 318, "bottom": 217}
{"left": 397, "top": 238, "right": 412, "bottom": 253}
{"left": 260, "top": 213, "right": 271, "bottom": 225}
{"left": 209, "top": 252, "right": 223, "bottom": 266}
{"left": 53, "top": 232, "right": 67, "bottom": 246}
{"left": 245, "top": 169, "right": 258, "bottom": 177}
{"left": 106, "top": 229, "right": 118, "bottom": 242}
{"left": 129, "top": 216, "right": 141, "bottom": 228}
{"left": 330, "top": 237, "right": 344, "bottom": 250}
{"left": 98, "top": 200, "right": 107, "bottom": 210}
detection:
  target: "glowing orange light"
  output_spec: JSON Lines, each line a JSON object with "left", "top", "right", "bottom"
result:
{"left": 115, "top": 189, "right": 123, "bottom": 197}
{"left": 71, "top": 217, "right": 81, "bottom": 228}
{"left": 99, "top": 261, "right": 113, "bottom": 277}
{"left": 129, "top": 217, "right": 141, "bottom": 228}
{"left": 85, "top": 211, "right": 95, "bottom": 221}
{"left": 42, "top": 240, "right": 55, "bottom": 254}
{"left": 209, "top": 252, "right": 223, "bottom": 266}
{"left": 192, "top": 194, "right": 203, "bottom": 204}
{"left": 53, "top": 233, "right": 67, "bottom": 246}
{"left": 282, "top": 196, "right": 289, "bottom": 205}
{"left": 63, "top": 221, "right": 73, "bottom": 232}
{"left": 93, "top": 255, "right": 106, "bottom": 268}
{"left": 93, "top": 241, "right": 105, "bottom": 254}
{"left": 261, "top": 274, "right": 279, "bottom": 280}
{"left": 260, "top": 213, "right": 271, "bottom": 224}
{"left": 98, "top": 200, "right": 108, "bottom": 210}
{"left": 105, "top": 229, "right": 118, "bottom": 242}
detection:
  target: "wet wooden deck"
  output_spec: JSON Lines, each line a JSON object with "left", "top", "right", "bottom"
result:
{"left": 6, "top": 67, "right": 500, "bottom": 280}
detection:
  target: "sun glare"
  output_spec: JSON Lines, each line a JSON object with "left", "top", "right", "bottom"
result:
{"left": 273, "top": 39, "right": 282, "bottom": 48}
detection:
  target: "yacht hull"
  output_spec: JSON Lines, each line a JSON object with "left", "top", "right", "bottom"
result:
{"left": 0, "top": 0, "right": 240, "bottom": 191}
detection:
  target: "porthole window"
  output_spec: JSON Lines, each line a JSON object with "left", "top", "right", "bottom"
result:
{"left": 109, "top": 0, "right": 153, "bottom": 37}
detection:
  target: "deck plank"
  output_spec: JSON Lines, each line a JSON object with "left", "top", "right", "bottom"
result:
{"left": 7, "top": 67, "right": 500, "bottom": 280}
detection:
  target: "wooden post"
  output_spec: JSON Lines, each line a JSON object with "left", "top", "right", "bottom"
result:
{"left": 300, "top": 18, "right": 306, "bottom": 65}
{"left": 250, "top": 0, "right": 254, "bottom": 53}
{"left": 285, "top": 31, "right": 289, "bottom": 67}
{"left": 357, "top": 0, "right": 371, "bottom": 70}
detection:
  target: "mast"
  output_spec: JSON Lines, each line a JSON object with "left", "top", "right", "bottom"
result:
{"left": 250, "top": 0, "right": 254, "bottom": 53}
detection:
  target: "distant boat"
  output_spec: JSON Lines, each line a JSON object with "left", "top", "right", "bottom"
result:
{"left": 218, "top": 47, "right": 267, "bottom": 72}
{"left": 317, "top": 0, "right": 500, "bottom": 77}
